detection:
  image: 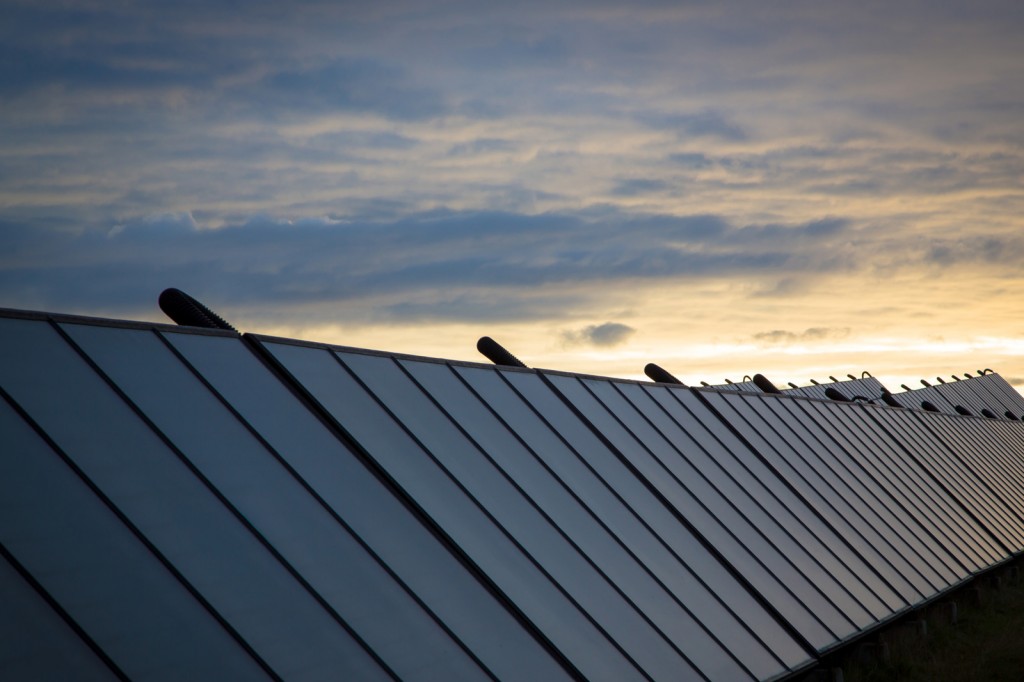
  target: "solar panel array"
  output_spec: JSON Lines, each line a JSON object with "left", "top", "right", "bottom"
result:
{"left": 886, "top": 375, "right": 1024, "bottom": 420}
{"left": 781, "top": 376, "right": 887, "bottom": 402}
{"left": 703, "top": 379, "right": 762, "bottom": 393}
{"left": 3, "top": 308, "right": 1024, "bottom": 681}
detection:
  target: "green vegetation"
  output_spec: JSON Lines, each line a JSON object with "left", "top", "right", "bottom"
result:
{"left": 843, "top": 571, "right": 1024, "bottom": 682}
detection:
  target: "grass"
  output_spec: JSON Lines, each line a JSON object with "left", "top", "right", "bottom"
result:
{"left": 842, "top": 569, "right": 1024, "bottom": 682}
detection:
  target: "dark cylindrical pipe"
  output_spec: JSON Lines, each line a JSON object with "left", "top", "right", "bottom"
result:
{"left": 158, "top": 288, "right": 237, "bottom": 331}
{"left": 644, "top": 363, "right": 686, "bottom": 386}
{"left": 824, "top": 387, "right": 850, "bottom": 402}
{"left": 753, "top": 373, "right": 782, "bottom": 394}
{"left": 880, "top": 390, "right": 903, "bottom": 408}
{"left": 476, "top": 336, "right": 528, "bottom": 368}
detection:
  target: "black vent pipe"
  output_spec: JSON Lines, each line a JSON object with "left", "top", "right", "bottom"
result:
{"left": 824, "top": 387, "right": 850, "bottom": 402}
{"left": 476, "top": 336, "right": 528, "bottom": 368}
{"left": 644, "top": 363, "right": 686, "bottom": 385}
{"left": 752, "top": 373, "right": 782, "bottom": 394}
{"left": 158, "top": 288, "right": 237, "bottom": 332}
{"left": 880, "top": 390, "right": 903, "bottom": 408}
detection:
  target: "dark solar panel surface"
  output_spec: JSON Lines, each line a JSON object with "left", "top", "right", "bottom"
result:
{"left": 888, "top": 376, "right": 1024, "bottom": 420}
{"left": 4, "top": 308, "right": 1024, "bottom": 681}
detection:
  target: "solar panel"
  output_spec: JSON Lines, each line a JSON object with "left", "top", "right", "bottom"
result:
{"left": 166, "top": 332, "right": 565, "bottom": 681}
{"left": 802, "top": 401, "right": 1002, "bottom": 573}
{"left": 783, "top": 377, "right": 887, "bottom": 402}
{"left": 5, "top": 306, "right": 1024, "bottom": 682}
{"left": 701, "top": 391, "right": 937, "bottom": 602}
{"left": 262, "top": 340, "right": 640, "bottom": 681}
{"left": 0, "top": 320, "right": 277, "bottom": 680}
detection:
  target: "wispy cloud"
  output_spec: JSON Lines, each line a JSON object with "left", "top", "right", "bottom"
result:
{"left": 0, "top": 209, "right": 872, "bottom": 320}
{"left": 753, "top": 328, "right": 852, "bottom": 345}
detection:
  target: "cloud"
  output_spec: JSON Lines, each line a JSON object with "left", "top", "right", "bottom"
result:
{"left": 753, "top": 327, "right": 851, "bottom": 344}
{"left": 636, "top": 110, "right": 748, "bottom": 141}
{"left": 253, "top": 59, "right": 448, "bottom": 121}
{"left": 0, "top": 208, "right": 868, "bottom": 323}
{"left": 2, "top": 0, "right": 1024, "bottom": 392}
{"left": 668, "top": 153, "right": 713, "bottom": 169}
{"left": 609, "top": 178, "right": 670, "bottom": 197}
{"left": 447, "top": 138, "right": 518, "bottom": 157}
{"left": 923, "top": 236, "right": 1022, "bottom": 267}
{"left": 562, "top": 322, "right": 636, "bottom": 348}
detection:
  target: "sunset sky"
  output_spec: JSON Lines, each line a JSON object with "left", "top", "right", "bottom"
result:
{"left": 3, "top": 1, "right": 1024, "bottom": 390}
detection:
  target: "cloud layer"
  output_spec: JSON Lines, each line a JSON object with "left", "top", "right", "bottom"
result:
{"left": 2, "top": 1, "right": 1024, "bottom": 386}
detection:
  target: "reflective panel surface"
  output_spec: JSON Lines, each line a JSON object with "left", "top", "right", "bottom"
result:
{"left": 0, "top": 318, "right": 388, "bottom": 681}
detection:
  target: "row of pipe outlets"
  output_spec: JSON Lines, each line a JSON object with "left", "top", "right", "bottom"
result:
{"left": 157, "top": 288, "right": 1018, "bottom": 421}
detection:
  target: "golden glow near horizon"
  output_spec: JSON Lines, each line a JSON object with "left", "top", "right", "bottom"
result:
{"left": 244, "top": 266, "right": 1024, "bottom": 396}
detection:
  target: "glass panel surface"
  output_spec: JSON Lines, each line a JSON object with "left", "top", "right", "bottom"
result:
{"left": 264, "top": 341, "right": 645, "bottom": 682}
{"left": 0, "top": 391, "right": 270, "bottom": 681}
{"left": 707, "top": 392, "right": 926, "bottom": 604}
{"left": 551, "top": 376, "right": 863, "bottom": 636}
{"left": 939, "top": 418, "right": 1024, "bottom": 523}
{"left": 0, "top": 319, "right": 387, "bottom": 682}
{"left": 990, "top": 422, "right": 1024, "bottom": 477}
{"left": 847, "top": 406, "right": 1006, "bottom": 568}
{"left": 501, "top": 372, "right": 839, "bottom": 650}
{"left": 805, "top": 401, "right": 979, "bottom": 576}
{"left": 401, "top": 358, "right": 764, "bottom": 680}
{"left": 340, "top": 352, "right": 703, "bottom": 682}
{"left": 458, "top": 366, "right": 811, "bottom": 670}
{"left": 619, "top": 382, "right": 900, "bottom": 617}
{"left": 886, "top": 410, "right": 1024, "bottom": 553}
{"left": 169, "top": 333, "right": 570, "bottom": 682}
{"left": 65, "top": 325, "right": 487, "bottom": 682}
{"left": 979, "top": 376, "right": 1024, "bottom": 414}
{"left": 452, "top": 360, "right": 811, "bottom": 667}
{"left": 773, "top": 399, "right": 963, "bottom": 587}
{"left": 749, "top": 395, "right": 945, "bottom": 598}
{"left": 803, "top": 401, "right": 986, "bottom": 576}
{"left": 0, "top": 548, "right": 120, "bottom": 682}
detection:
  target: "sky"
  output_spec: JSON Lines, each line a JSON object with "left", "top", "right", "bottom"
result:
{"left": 2, "top": 0, "right": 1024, "bottom": 391}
